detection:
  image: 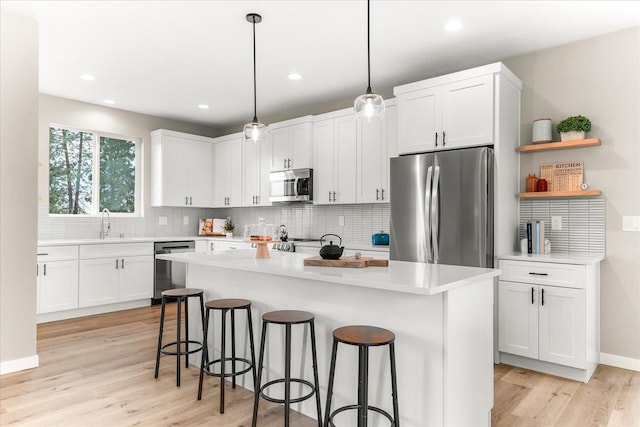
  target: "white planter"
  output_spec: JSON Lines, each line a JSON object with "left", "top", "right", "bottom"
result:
{"left": 225, "top": 232, "right": 233, "bottom": 238}
{"left": 560, "top": 131, "right": 585, "bottom": 142}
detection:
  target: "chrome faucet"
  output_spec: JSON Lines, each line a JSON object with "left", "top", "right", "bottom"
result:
{"left": 100, "top": 208, "right": 111, "bottom": 239}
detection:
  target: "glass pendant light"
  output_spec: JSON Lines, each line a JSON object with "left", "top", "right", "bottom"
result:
{"left": 243, "top": 13, "right": 267, "bottom": 142}
{"left": 354, "top": 0, "right": 384, "bottom": 122}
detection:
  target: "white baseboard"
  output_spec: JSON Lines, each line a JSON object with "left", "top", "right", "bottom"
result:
{"left": 0, "top": 354, "right": 39, "bottom": 375}
{"left": 600, "top": 352, "right": 640, "bottom": 372}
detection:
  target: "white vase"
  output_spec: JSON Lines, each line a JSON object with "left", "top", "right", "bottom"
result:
{"left": 560, "top": 131, "right": 585, "bottom": 142}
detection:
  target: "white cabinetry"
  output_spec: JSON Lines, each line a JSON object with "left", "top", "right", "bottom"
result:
{"left": 37, "top": 246, "right": 79, "bottom": 314}
{"left": 394, "top": 63, "right": 519, "bottom": 155}
{"left": 268, "top": 117, "right": 313, "bottom": 171}
{"left": 356, "top": 101, "right": 396, "bottom": 203}
{"left": 497, "top": 256, "right": 601, "bottom": 382}
{"left": 79, "top": 243, "right": 153, "bottom": 307}
{"left": 151, "top": 129, "right": 213, "bottom": 207}
{"left": 313, "top": 109, "right": 357, "bottom": 204}
{"left": 243, "top": 137, "right": 272, "bottom": 206}
{"left": 212, "top": 133, "right": 243, "bottom": 207}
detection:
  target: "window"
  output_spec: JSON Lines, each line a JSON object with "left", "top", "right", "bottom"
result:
{"left": 49, "top": 126, "right": 141, "bottom": 215}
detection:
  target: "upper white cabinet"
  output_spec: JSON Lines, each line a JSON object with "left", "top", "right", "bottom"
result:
{"left": 497, "top": 256, "right": 601, "bottom": 383}
{"left": 243, "top": 136, "right": 272, "bottom": 207}
{"left": 394, "top": 63, "right": 519, "bottom": 155}
{"left": 356, "top": 101, "right": 397, "bottom": 203}
{"left": 212, "top": 133, "right": 243, "bottom": 207}
{"left": 151, "top": 129, "right": 213, "bottom": 207}
{"left": 37, "top": 246, "right": 79, "bottom": 314}
{"left": 268, "top": 117, "right": 313, "bottom": 171}
{"left": 313, "top": 109, "right": 357, "bottom": 204}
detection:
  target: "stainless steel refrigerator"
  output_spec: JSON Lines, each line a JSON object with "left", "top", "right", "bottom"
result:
{"left": 389, "top": 146, "right": 494, "bottom": 268}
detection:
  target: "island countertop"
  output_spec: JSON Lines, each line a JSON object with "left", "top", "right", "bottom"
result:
{"left": 156, "top": 250, "right": 500, "bottom": 296}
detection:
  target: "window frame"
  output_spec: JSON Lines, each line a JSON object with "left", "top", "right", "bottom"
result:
{"left": 48, "top": 124, "right": 143, "bottom": 217}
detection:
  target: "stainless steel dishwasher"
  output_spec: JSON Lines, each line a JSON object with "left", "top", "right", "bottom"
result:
{"left": 153, "top": 241, "right": 195, "bottom": 304}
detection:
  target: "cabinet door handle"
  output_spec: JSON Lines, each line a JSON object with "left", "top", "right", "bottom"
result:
{"left": 256, "top": 195, "right": 259, "bottom": 204}
{"left": 210, "top": 242, "right": 214, "bottom": 251}
{"left": 442, "top": 131, "right": 446, "bottom": 146}
{"left": 541, "top": 288, "right": 545, "bottom": 306}
{"left": 381, "top": 188, "right": 385, "bottom": 200}
{"left": 287, "top": 158, "right": 291, "bottom": 169}
{"left": 189, "top": 196, "right": 192, "bottom": 205}
{"left": 529, "top": 272, "right": 548, "bottom": 276}
{"left": 121, "top": 258, "right": 125, "bottom": 269}
{"left": 185, "top": 196, "right": 189, "bottom": 205}
{"left": 435, "top": 132, "right": 438, "bottom": 147}
{"left": 43, "top": 264, "right": 47, "bottom": 276}
{"left": 531, "top": 287, "right": 535, "bottom": 304}
{"left": 284, "top": 158, "right": 287, "bottom": 169}
{"left": 376, "top": 189, "right": 379, "bottom": 200}
{"left": 116, "top": 259, "right": 119, "bottom": 270}
{"left": 36, "top": 264, "right": 38, "bottom": 276}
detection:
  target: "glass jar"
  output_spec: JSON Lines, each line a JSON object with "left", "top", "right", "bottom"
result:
{"left": 526, "top": 174, "right": 538, "bottom": 193}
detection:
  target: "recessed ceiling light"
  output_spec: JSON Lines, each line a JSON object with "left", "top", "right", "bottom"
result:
{"left": 288, "top": 73, "right": 302, "bottom": 81}
{"left": 444, "top": 20, "right": 463, "bottom": 32}
{"left": 103, "top": 99, "right": 115, "bottom": 105}
{"left": 198, "top": 104, "right": 210, "bottom": 109}
{"left": 80, "top": 74, "right": 96, "bottom": 81}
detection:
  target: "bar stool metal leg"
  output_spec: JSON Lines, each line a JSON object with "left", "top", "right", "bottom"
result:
{"left": 154, "top": 297, "right": 167, "bottom": 379}
{"left": 323, "top": 337, "right": 339, "bottom": 427}
{"left": 309, "top": 320, "right": 323, "bottom": 427}
{"left": 176, "top": 296, "right": 182, "bottom": 386}
{"left": 390, "top": 343, "right": 400, "bottom": 427}
{"left": 284, "top": 323, "right": 292, "bottom": 426}
{"left": 220, "top": 308, "right": 227, "bottom": 413}
{"left": 357, "top": 345, "right": 369, "bottom": 427}
{"left": 197, "top": 307, "right": 210, "bottom": 400}
{"left": 231, "top": 309, "right": 237, "bottom": 389}
{"left": 252, "top": 321, "right": 269, "bottom": 427}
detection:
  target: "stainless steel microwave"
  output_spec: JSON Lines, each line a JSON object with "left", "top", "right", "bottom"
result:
{"left": 269, "top": 168, "right": 313, "bottom": 203}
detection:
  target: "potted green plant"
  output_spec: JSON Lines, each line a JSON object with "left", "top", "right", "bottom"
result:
{"left": 223, "top": 218, "right": 235, "bottom": 238}
{"left": 556, "top": 115, "right": 592, "bottom": 142}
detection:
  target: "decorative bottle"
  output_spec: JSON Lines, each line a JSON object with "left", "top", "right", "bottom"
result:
{"left": 526, "top": 174, "right": 538, "bottom": 193}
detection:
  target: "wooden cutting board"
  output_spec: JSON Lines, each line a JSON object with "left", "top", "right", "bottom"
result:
{"left": 303, "top": 256, "right": 389, "bottom": 268}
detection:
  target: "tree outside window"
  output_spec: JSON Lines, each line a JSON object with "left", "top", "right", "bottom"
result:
{"left": 49, "top": 126, "right": 139, "bottom": 215}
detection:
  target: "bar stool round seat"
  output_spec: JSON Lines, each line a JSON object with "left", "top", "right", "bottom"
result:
{"left": 154, "top": 288, "right": 205, "bottom": 387}
{"left": 198, "top": 298, "right": 256, "bottom": 414}
{"left": 252, "top": 310, "right": 322, "bottom": 427}
{"left": 324, "top": 325, "right": 400, "bottom": 427}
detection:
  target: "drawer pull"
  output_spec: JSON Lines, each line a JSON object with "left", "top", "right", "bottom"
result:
{"left": 541, "top": 288, "right": 545, "bottom": 306}
{"left": 529, "top": 272, "right": 548, "bottom": 276}
{"left": 37, "top": 253, "right": 49, "bottom": 256}
{"left": 531, "top": 287, "right": 534, "bottom": 304}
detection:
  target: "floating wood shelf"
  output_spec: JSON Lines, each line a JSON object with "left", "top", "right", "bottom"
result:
{"left": 518, "top": 138, "right": 601, "bottom": 153}
{"left": 518, "top": 190, "right": 601, "bottom": 199}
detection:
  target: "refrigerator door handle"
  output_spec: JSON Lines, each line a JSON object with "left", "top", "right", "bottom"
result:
{"left": 431, "top": 165, "right": 441, "bottom": 263}
{"left": 425, "top": 166, "right": 433, "bottom": 263}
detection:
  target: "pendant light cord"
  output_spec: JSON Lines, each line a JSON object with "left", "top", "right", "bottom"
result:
{"left": 366, "top": 0, "right": 372, "bottom": 94}
{"left": 252, "top": 16, "right": 258, "bottom": 122}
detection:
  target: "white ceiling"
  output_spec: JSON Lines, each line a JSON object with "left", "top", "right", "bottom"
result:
{"left": 2, "top": 1, "right": 639, "bottom": 130}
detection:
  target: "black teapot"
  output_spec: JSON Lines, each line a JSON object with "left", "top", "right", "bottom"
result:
{"left": 319, "top": 234, "right": 344, "bottom": 260}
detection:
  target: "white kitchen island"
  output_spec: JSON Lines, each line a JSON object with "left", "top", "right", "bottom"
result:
{"left": 157, "top": 250, "right": 500, "bottom": 427}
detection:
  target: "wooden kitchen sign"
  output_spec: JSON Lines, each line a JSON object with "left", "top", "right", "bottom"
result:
{"left": 540, "top": 161, "right": 584, "bottom": 192}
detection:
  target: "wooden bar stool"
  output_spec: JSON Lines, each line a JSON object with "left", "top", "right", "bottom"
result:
{"left": 324, "top": 325, "right": 399, "bottom": 427}
{"left": 252, "top": 310, "right": 322, "bottom": 427}
{"left": 154, "top": 288, "right": 205, "bottom": 387}
{"left": 197, "top": 298, "right": 257, "bottom": 414}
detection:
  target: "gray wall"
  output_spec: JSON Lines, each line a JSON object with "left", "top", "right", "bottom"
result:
{"left": 504, "top": 27, "right": 640, "bottom": 361}
{"left": 0, "top": 10, "right": 39, "bottom": 370}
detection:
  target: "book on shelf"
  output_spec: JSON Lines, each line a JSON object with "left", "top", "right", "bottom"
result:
{"left": 526, "top": 220, "right": 545, "bottom": 254}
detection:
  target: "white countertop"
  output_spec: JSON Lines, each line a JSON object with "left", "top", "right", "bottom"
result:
{"left": 157, "top": 250, "right": 500, "bottom": 296}
{"left": 37, "top": 236, "right": 243, "bottom": 247}
{"left": 499, "top": 253, "right": 605, "bottom": 265}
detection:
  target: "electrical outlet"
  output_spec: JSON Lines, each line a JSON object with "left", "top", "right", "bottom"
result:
{"left": 338, "top": 216, "right": 345, "bottom": 226}
{"left": 159, "top": 216, "right": 167, "bottom": 226}
{"left": 622, "top": 216, "right": 640, "bottom": 232}
{"left": 183, "top": 216, "right": 189, "bottom": 225}
{"left": 551, "top": 216, "right": 562, "bottom": 230}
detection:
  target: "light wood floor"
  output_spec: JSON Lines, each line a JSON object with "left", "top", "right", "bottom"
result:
{"left": 1, "top": 305, "right": 638, "bottom": 426}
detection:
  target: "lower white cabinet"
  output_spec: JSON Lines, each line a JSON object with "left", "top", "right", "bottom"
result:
{"left": 497, "top": 256, "right": 601, "bottom": 382}
{"left": 37, "top": 246, "right": 79, "bottom": 314}
{"left": 79, "top": 243, "right": 153, "bottom": 308}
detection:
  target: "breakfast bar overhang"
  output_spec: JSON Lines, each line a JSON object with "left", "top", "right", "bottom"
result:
{"left": 157, "top": 250, "right": 500, "bottom": 427}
